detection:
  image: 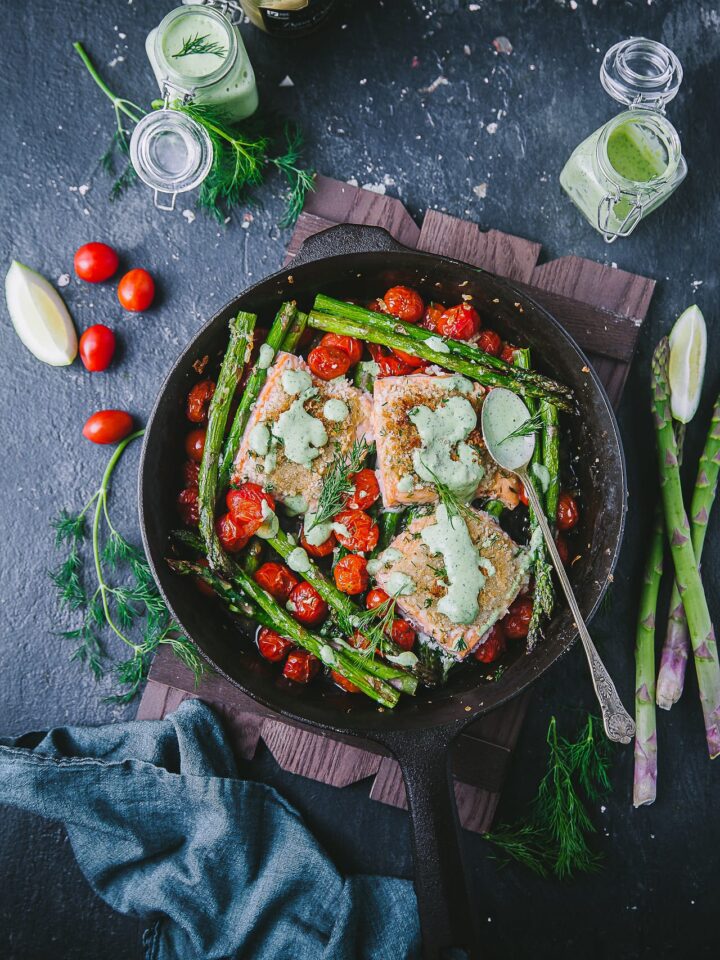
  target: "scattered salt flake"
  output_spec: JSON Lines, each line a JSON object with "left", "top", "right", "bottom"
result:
{"left": 279, "top": 75, "right": 294, "bottom": 88}
{"left": 78, "top": 183, "right": 91, "bottom": 197}
{"left": 492, "top": 36, "right": 513, "bottom": 54}
{"left": 600, "top": 805, "right": 607, "bottom": 813}
{"left": 420, "top": 75, "right": 449, "bottom": 94}
{"left": 570, "top": 0, "right": 578, "bottom": 8}
{"left": 359, "top": 78, "right": 368, "bottom": 85}
{"left": 468, "top": 3, "right": 481, "bottom": 10}
{"left": 241, "top": 221, "right": 250, "bottom": 230}
{"left": 463, "top": 44, "right": 471, "bottom": 55}
{"left": 691, "top": 279, "right": 704, "bottom": 289}
{"left": 108, "top": 56, "right": 125, "bottom": 67}
{"left": 182, "top": 209, "right": 196, "bottom": 224}
{"left": 57, "top": 274, "right": 71, "bottom": 288}
{"left": 243, "top": 212, "right": 254, "bottom": 222}
{"left": 529, "top": 64, "right": 536, "bottom": 71}
{"left": 361, "top": 182, "right": 386, "bottom": 195}
{"left": 486, "top": 122, "right": 498, "bottom": 134}
{"left": 119, "top": 32, "right": 127, "bottom": 39}
{"left": 473, "top": 183, "right": 488, "bottom": 199}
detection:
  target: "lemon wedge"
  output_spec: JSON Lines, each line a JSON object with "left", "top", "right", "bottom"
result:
{"left": 668, "top": 304, "right": 706, "bottom": 423}
{"left": 5, "top": 260, "right": 78, "bottom": 366}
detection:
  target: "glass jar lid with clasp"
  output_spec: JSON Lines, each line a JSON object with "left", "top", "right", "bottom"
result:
{"left": 560, "top": 38, "right": 686, "bottom": 242}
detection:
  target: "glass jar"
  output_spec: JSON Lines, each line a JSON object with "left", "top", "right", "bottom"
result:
{"left": 146, "top": 5, "right": 258, "bottom": 123}
{"left": 181, "top": 0, "right": 337, "bottom": 37}
{"left": 560, "top": 38, "right": 686, "bottom": 242}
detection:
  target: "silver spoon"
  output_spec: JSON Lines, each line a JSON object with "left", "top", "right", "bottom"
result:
{"left": 481, "top": 387, "right": 635, "bottom": 744}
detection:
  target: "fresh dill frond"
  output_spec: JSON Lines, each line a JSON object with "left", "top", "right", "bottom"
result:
{"left": 485, "top": 822, "right": 553, "bottom": 876}
{"left": 270, "top": 124, "right": 316, "bottom": 227}
{"left": 419, "top": 460, "right": 475, "bottom": 523}
{"left": 563, "top": 715, "right": 612, "bottom": 801}
{"left": 308, "top": 439, "right": 372, "bottom": 530}
{"left": 499, "top": 411, "right": 545, "bottom": 444}
{"left": 348, "top": 596, "right": 397, "bottom": 658}
{"left": 172, "top": 32, "right": 227, "bottom": 59}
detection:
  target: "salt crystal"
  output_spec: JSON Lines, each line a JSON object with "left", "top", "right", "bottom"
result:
{"left": 78, "top": 184, "right": 90, "bottom": 197}
{"left": 279, "top": 76, "right": 294, "bottom": 88}
{"left": 182, "top": 209, "right": 196, "bottom": 224}
{"left": 570, "top": 0, "right": 578, "bottom": 8}
{"left": 486, "top": 122, "right": 498, "bottom": 134}
{"left": 57, "top": 274, "right": 70, "bottom": 287}
{"left": 473, "top": 183, "right": 488, "bottom": 199}
{"left": 463, "top": 44, "right": 471, "bottom": 55}
{"left": 492, "top": 36, "right": 513, "bottom": 54}
{"left": 420, "top": 76, "right": 449, "bottom": 94}
{"left": 360, "top": 78, "right": 368, "bottom": 85}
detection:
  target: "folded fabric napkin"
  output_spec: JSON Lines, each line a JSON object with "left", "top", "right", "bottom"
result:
{"left": 0, "top": 699, "right": 421, "bottom": 960}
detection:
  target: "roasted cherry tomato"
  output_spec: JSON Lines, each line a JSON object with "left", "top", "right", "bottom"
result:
{"left": 345, "top": 469, "right": 380, "bottom": 511}
{"left": 366, "top": 298, "right": 390, "bottom": 314}
{"left": 283, "top": 650, "right": 320, "bottom": 683}
{"left": 473, "top": 622, "right": 507, "bottom": 663}
{"left": 476, "top": 328, "right": 502, "bottom": 357}
{"left": 227, "top": 483, "right": 275, "bottom": 534}
{"left": 177, "top": 487, "right": 199, "bottom": 527}
{"left": 391, "top": 347, "right": 425, "bottom": 368}
{"left": 349, "top": 629, "right": 372, "bottom": 651}
{"left": 331, "top": 670, "right": 360, "bottom": 694}
{"left": 383, "top": 285, "right": 424, "bottom": 324}
{"left": 257, "top": 627, "right": 294, "bottom": 663}
{"left": 254, "top": 561, "right": 300, "bottom": 601}
{"left": 287, "top": 582, "right": 328, "bottom": 626}
{"left": 79, "top": 325, "right": 116, "bottom": 371}
{"left": 334, "top": 554, "right": 369, "bottom": 595}
{"left": 500, "top": 343, "right": 518, "bottom": 364}
{"left": 193, "top": 557, "right": 215, "bottom": 598}
{"left": 82, "top": 409, "right": 133, "bottom": 444}
{"left": 300, "top": 527, "right": 336, "bottom": 558}
{"left": 215, "top": 512, "right": 251, "bottom": 553}
{"left": 368, "top": 343, "right": 418, "bottom": 378}
{"left": 366, "top": 587, "right": 390, "bottom": 610}
{"left": 73, "top": 242, "right": 119, "bottom": 283}
{"left": 186, "top": 379, "right": 215, "bottom": 423}
{"left": 185, "top": 428, "right": 206, "bottom": 462}
{"left": 555, "top": 533, "right": 570, "bottom": 566}
{"left": 333, "top": 509, "right": 379, "bottom": 553}
{"left": 437, "top": 303, "right": 481, "bottom": 341}
{"left": 557, "top": 491, "right": 580, "bottom": 531}
{"left": 117, "top": 268, "right": 155, "bottom": 312}
{"left": 390, "top": 619, "right": 416, "bottom": 651}
{"left": 421, "top": 302, "right": 444, "bottom": 332}
{"left": 308, "top": 345, "right": 352, "bottom": 380}
{"left": 182, "top": 459, "right": 200, "bottom": 487}
{"left": 320, "top": 333, "right": 363, "bottom": 365}
{"left": 518, "top": 483, "right": 529, "bottom": 508}
{"left": 503, "top": 597, "right": 534, "bottom": 640}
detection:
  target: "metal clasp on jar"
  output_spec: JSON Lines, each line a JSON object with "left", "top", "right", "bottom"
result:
{"left": 597, "top": 191, "right": 644, "bottom": 243}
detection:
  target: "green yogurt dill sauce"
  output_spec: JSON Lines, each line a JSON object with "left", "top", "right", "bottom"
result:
{"left": 606, "top": 121, "right": 668, "bottom": 182}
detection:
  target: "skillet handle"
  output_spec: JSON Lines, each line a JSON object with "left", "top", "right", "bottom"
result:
{"left": 374, "top": 727, "right": 480, "bottom": 960}
{"left": 291, "top": 223, "right": 411, "bottom": 266}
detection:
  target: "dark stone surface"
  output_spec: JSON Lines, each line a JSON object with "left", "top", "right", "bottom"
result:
{"left": 0, "top": 0, "right": 718, "bottom": 957}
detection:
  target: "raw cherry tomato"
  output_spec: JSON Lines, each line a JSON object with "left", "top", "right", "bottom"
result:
{"left": 300, "top": 527, "right": 336, "bottom": 558}
{"left": 177, "top": 487, "right": 199, "bottom": 526}
{"left": 73, "top": 242, "right": 119, "bottom": 283}
{"left": 476, "top": 329, "right": 502, "bottom": 357}
{"left": 555, "top": 534, "right": 570, "bottom": 566}
{"left": 283, "top": 650, "right": 320, "bottom": 684}
{"left": 437, "top": 303, "right": 481, "bottom": 341}
{"left": 287, "top": 582, "right": 328, "bottom": 626}
{"left": 557, "top": 492, "right": 580, "bottom": 531}
{"left": 320, "top": 333, "right": 363, "bottom": 365}
{"left": 182, "top": 460, "right": 200, "bottom": 487}
{"left": 254, "top": 562, "right": 299, "bottom": 602}
{"left": 308, "top": 344, "right": 352, "bottom": 380}
{"left": 333, "top": 509, "right": 379, "bottom": 553}
{"left": 518, "top": 483, "right": 529, "bottom": 507}
{"left": 391, "top": 347, "right": 425, "bottom": 368}
{"left": 193, "top": 558, "right": 215, "bottom": 598}
{"left": 215, "top": 512, "right": 250, "bottom": 553}
{"left": 117, "top": 268, "right": 155, "bottom": 312}
{"left": 500, "top": 343, "right": 518, "bottom": 364}
{"left": 421, "top": 302, "right": 444, "bottom": 332}
{"left": 186, "top": 379, "right": 215, "bottom": 423}
{"left": 185, "top": 428, "right": 206, "bottom": 462}
{"left": 334, "top": 554, "right": 369, "bottom": 595}
{"left": 226, "top": 483, "right": 275, "bottom": 534}
{"left": 79, "top": 325, "right": 116, "bottom": 371}
{"left": 473, "top": 622, "right": 507, "bottom": 663}
{"left": 331, "top": 670, "right": 361, "bottom": 694}
{"left": 345, "top": 469, "right": 380, "bottom": 511}
{"left": 390, "top": 619, "right": 416, "bottom": 651}
{"left": 82, "top": 409, "right": 133, "bottom": 444}
{"left": 383, "top": 285, "right": 425, "bottom": 324}
{"left": 503, "top": 597, "right": 534, "bottom": 640}
{"left": 257, "top": 627, "right": 294, "bottom": 663}
{"left": 366, "top": 587, "right": 390, "bottom": 610}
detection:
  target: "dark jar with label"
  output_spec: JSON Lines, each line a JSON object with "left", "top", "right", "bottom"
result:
{"left": 182, "top": 0, "right": 338, "bottom": 37}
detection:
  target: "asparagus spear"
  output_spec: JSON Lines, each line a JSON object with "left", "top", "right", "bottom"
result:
{"left": 633, "top": 506, "right": 664, "bottom": 807}
{"left": 199, "top": 311, "right": 256, "bottom": 574}
{"left": 374, "top": 510, "right": 401, "bottom": 555}
{"left": 169, "top": 557, "right": 274, "bottom": 626}
{"left": 651, "top": 340, "right": 720, "bottom": 758}
{"left": 218, "top": 303, "right": 296, "bottom": 492}
{"left": 311, "top": 295, "right": 575, "bottom": 409}
{"left": 657, "top": 404, "right": 720, "bottom": 708}
{"left": 279, "top": 308, "right": 308, "bottom": 353}
{"left": 541, "top": 401, "right": 560, "bottom": 524}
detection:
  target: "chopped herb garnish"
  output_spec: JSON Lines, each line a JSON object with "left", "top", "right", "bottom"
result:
{"left": 172, "top": 32, "right": 228, "bottom": 59}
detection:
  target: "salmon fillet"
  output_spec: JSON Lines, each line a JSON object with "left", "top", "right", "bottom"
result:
{"left": 374, "top": 506, "right": 530, "bottom": 659}
{"left": 373, "top": 374, "right": 521, "bottom": 510}
{"left": 233, "top": 352, "right": 373, "bottom": 510}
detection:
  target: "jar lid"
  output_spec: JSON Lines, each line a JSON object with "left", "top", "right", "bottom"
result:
{"left": 600, "top": 37, "right": 683, "bottom": 109}
{"left": 130, "top": 110, "right": 213, "bottom": 209}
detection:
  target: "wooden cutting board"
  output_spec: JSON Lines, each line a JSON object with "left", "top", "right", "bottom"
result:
{"left": 137, "top": 175, "right": 654, "bottom": 833}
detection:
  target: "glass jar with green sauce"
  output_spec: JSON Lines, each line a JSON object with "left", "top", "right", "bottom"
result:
{"left": 560, "top": 38, "right": 686, "bottom": 242}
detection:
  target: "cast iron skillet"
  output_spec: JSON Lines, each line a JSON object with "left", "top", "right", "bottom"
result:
{"left": 139, "top": 224, "right": 626, "bottom": 959}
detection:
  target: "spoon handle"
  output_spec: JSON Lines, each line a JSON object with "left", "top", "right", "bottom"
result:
{"left": 520, "top": 470, "right": 635, "bottom": 744}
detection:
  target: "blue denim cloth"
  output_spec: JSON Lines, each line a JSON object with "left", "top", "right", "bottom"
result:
{"left": 0, "top": 699, "right": 421, "bottom": 960}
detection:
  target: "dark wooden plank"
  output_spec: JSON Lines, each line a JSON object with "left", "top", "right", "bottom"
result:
{"left": 531, "top": 254, "right": 655, "bottom": 321}
{"left": 262, "top": 720, "right": 383, "bottom": 787}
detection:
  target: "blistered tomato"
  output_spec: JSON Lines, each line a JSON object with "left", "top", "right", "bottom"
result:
{"left": 283, "top": 650, "right": 320, "bottom": 683}
{"left": 331, "top": 670, "right": 361, "bottom": 693}
{"left": 300, "top": 527, "right": 336, "bottom": 558}
{"left": 391, "top": 347, "right": 425, "bottom": 368}
{"left": 82, "top": 410, "right": 133, "bottom": 444}
{"left": 79, "top": 325, "right": 116, "bottom": 371}
{"left": 333, "top": 509, "right": 379, "bottom": 553}
{"left": 390, "top": 619, "right": 416, "bottom": 651}
{"left": 320, "top": 333, "right": 363, "bottom": 365}
{"left": 500, "top": 344, "right": 518, "bottom": 364}
{"left": 227, "top": 483, "right": 275, "bottom": 534}
{"left": 383, "top": 286, "right": 425, "bottom": 323}
{"left": 254, "top": 562, "right": 300, "bottom": 602}
{"left": 215, "top": 513, "right": 251, "bottom": 553}
{"left": 437, "top": 304, "right": 481, "bottom": 340}
{"left": 503, "top": 597, "right": 534, "bottom": 640}
{"left": 186, "top": 379, "right": 215, "bottom": 423}
{"left": 473, "top": 623, "right": 507, "bottom": 663}
{"left": 557, "top": 492, "right": 580, "bottom": 531}
{"left": 334, "top": 554, "right": 369, "bottom": 595}
{"left": 344, "top": 469, "right": 380, "bottom": 511}
{"left": 192, "top": 558, "right": 216, "bottom": 598}
{"left": 287, "top": 582, "right": 328, "bottom": 626}
{"left": 177, "top": 487, "right": 200, "bottom": 526}
{"left": 422, "top": 302, "right": 444, "bottom": 332}
{"left": 257, "top": 627, "right": 294, "bottom": 663}
{"left": 308, "top": 345, "right": 352, "bottom": 380}
{"left": 366, "top": 587, "right": 390, "bottom": 610}
{"left": 185, "top": 428, "right": 206, "bottom": 462}
{"left": 182, "top": 460, "right": 200, "bottom": 487}
{"left": 368, "top": 343, "right": 418, "bottom": 378}
{"left": 476, "top": 329, "right": 502, "bottom": 357}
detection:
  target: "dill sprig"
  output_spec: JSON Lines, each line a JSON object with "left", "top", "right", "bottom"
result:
{"left": 50, "top": 430, "right": 204, "bottom": 702}
{"left": 307, "top": 439, "right": 372, "bottom": 530}
{"left": 346, "top": 595, "right": 397, "bottom": 659}
{"left": 485, "top": 714, "right": 612, "bottom": 878}
{"left": 499, "top": 411, "right": 545, "bottom": 444}
{"left": 419, "top": 460, "right": 475, "bottom": 523}
{"left": 172, "top": 33, "right": 227, "bottom": 59}
{"left": 271, "top": 124, "right": 317, "bottom": 228}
